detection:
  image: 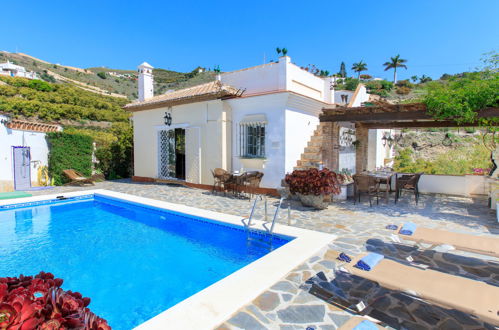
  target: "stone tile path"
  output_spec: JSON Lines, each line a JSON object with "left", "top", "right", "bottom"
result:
{"left": 29, "top": 180, "right": 499, "bottom": 329}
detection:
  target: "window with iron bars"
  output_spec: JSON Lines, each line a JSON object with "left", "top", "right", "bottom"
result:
{"left": 239, "top": 123, "right": 266, "bottom": 158}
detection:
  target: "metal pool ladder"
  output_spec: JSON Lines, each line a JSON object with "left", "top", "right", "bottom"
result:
{"left": 241, "top": 196, "right": 287, "bottom": 249}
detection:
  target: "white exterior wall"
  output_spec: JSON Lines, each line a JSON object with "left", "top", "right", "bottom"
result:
{"left": 221, "top": 63, "right": 281, "bottom": 94}
{"left": 284, "top": 109, "right": 320, "bottom": 174}
{"left": 0, "top": 115, "right": 51, "bottom": 192}
{"left": 287, "top": 63, "right": 327, "bottom": 101}
{"left": 132, "top": 100, "right": 230, "bottom": 185}
{"left": 367, "top": 129, "right": 395, "bottom": 170}
{"left": 228, "top": 94, "right": 286, "bottom": 188}
{"left": 396, "top": 174, "right": 488, "bottom": 197}
{"left": 221, "top": 57, "right": 330, "bottom": 103}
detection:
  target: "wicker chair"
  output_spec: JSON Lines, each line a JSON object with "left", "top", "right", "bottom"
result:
{"left": 395, "top": 173, "right": 423, "bottom": 204}
{"left": 353, "top": 174, "right": 380, "bottom": 207}
{"left": 211, "top": 168, "right": 232, "bottom": 195}
{"left": 242, "top": 171, "right": 264, "bottom": 198}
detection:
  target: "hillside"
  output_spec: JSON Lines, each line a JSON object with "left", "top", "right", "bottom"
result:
{"left": 0, "top": 51, "right": 217, "bottom": 99}
{"left": 0, "top": 75, "right": 129, "bottom": 123}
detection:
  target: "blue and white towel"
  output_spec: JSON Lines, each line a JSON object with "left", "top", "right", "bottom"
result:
{"left": 353, "top": 320, "right": 380, "bottom": 330}
{"left": 337, "top": 252, "right": 352, "bottom": 263}
{"left": 399, "top": 222, "right": 417, "bottom": 236}
{"left": 385, "top": 224, "right": 398, "bottom": 230}
{"left": 354, "top": 253, "right": 384, "bottom": 271}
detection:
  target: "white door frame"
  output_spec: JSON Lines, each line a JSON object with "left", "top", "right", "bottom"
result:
{"left": 156, "top": 123, "right": 189, "bottom": 180}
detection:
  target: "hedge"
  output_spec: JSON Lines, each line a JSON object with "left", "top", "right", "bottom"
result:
{"left": 46, "top": 132, "right": 93, "bottom": 185}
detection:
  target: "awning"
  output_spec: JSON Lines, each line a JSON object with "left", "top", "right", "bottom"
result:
{"left": 239, "top": 114, "right": 268, "bottom": 125}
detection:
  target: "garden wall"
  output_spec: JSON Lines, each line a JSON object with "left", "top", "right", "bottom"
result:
{"left": 395, "top": 173, "right": 487, "bottom": 197}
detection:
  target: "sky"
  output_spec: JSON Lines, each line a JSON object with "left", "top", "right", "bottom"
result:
{"left": 2, "top": 0, "right": 498, "bottom": 81}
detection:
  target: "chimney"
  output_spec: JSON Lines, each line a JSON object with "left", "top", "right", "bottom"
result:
{"left": 138, "top": 62, "right": 154, "bottom": 101}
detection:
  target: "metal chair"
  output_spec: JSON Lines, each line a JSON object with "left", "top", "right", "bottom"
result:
{"left": 395, "top": 173, "right": 423, "bottom": 204}
{"left": 353, "top": 174, "right": 380, "bottom": 207}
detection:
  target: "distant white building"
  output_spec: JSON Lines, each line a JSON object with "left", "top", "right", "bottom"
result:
{"left": 126, "top": 56, "right": 393, "bottom": 189}
{"left": 0, "top": 61, "right": 38, "bottom": 79}
{"left": 0, "top": 114, "right": 62, "bottom": 192}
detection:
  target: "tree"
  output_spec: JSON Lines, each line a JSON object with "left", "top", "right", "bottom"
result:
{"left": 411, "top": 75, "right": 418, "bottom": 83}
{"left": 419, "top": 74, "right": 433, "bottom": 83}
{"left": 282, "top": 48, "right": 288, "bottom": 56}
{"left": 276, "top": 48, "right": 281, "bottom": 56}
{"left": 383, "top": 54, "right": 408, "bottom": 83}
{"left": 97, "top": 72, "right": 107, "bottom": 79}
{"left": 339, "top": 62, "right": 347, "bottom": 78}
{"left": 351, "top": 61, "right": 368, "bottom": 79}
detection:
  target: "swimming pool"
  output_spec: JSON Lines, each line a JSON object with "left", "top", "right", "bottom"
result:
{"left": 0, "top": 190, "right": 334, "bottom": 329}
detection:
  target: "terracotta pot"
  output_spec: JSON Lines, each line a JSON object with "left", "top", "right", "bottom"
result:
{"left": 296, "top": 193, "right": 330, "bottom": 209}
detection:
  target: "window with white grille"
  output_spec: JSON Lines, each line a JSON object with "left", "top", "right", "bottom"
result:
{"left": 239, "top": 123, "right": 266, "bottom": 158}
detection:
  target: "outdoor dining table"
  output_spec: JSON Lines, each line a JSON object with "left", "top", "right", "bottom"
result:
{"left": 363, "top": 171, "right": 396, "bottom": 202}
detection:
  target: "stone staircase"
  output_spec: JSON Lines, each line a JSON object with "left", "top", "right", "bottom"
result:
{"left": 294, "top": 123, "right": 330, "bottom": 170}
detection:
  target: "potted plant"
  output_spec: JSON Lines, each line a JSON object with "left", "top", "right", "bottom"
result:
{"left": 284, "top": 168, "right": 341, "bottom": 209}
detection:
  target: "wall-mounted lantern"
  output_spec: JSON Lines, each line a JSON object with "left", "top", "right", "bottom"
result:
{"left": 164, "top": 112, "right": 172, "bottom": 126}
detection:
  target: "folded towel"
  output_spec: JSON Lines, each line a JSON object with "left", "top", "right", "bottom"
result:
{"left": 337, "top": 252, "right": 351, "bottom": 263}
{"left": 385, "top": 224, "right": 398, "bottom": 230}
{"left": 354, "top": 253, "right": 384, "bottom": 271}
{"left": 353, "top": 320, "right": 380, "bottom": 330}
{"left": 399, "top": 222, "right": 417, "bottom": 236}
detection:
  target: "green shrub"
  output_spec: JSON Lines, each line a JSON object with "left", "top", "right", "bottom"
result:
{"left": 396, "top": 79, "right": 414, "bottom": 88}
{"left": 396, "top": 86, "right": 411, "bottom": 95}
{"left": 46, "top": 132, "right": 94, "bottom": 185}
{"left": 365, "top": 80, "right": 393, "bottom": 97}
{"left": 97, "top": 72, "right": 107, "bottom": 79}
{"left": 95, "top": 122, "right": 133, "bottom": 179}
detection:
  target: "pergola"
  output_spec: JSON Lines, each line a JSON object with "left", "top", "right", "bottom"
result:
{"left": 319, "top": 102, "right": 499, "bottom": 172}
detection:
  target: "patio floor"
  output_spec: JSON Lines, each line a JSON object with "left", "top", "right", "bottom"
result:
{"left": 29, "top": 180, "right": 499, "bottom": 329}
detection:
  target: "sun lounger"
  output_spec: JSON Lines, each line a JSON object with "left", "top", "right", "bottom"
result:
{"left": 62, "top": 169, "right": 95, "bottom": 186}
{"left": 338, "top": 316, "right": 384, "bottom": 329}
{"left": 340, "top": 252, "right": 499, "bottom": 326}
{"left": 391, "top": 223, "right": 499, "bottom": 258}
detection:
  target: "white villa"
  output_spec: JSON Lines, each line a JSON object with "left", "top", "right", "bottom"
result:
{"left": 0, "top": 61, "right": 39, "bottom": 79}
{"left": 126, "top": 57, "right": 393, "bottom": 189}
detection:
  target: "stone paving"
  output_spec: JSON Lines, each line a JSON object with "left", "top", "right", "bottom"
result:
{"left": 29, "top": 180, "right": 499, "bottom": 329}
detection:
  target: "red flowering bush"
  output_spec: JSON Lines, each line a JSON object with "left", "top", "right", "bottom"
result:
{"left": 285, "top": 168, "right": 342, "bottom": 196}
{"left": 0, "top": 272, "right": 110, "bottom": 330}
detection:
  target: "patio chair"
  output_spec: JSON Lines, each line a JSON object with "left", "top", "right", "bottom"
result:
{"left": 242, "top": 171, "right": 264, "bottom": 198}
{"left": 353, "top": 174, "right": 380, "bottom": 207}
{"left": 211, "top": 168, "right": 232, "bottom": 195}
{"left": 393, "top": 223, "right": 499, "bottom": 258}
{"left": 62, "top": 169, "right": 95, "bottom": 186}
{"left": 339, "top": 252, "right": 499, "bottom": 326}
{"left": 395, "top": 173, "right": 423, "bottom": 204}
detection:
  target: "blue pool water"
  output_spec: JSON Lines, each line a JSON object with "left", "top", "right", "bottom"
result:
{"left": 0, "top": 195, "right": 291, "bottom": 329}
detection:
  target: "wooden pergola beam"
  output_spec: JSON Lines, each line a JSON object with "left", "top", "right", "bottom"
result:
{"left": 320, "top": 110, "right": 431, "bottom": 122}
{"left": 362, "top": 120, "right": 499, "bottom": 129}
{"left": 320, "top": 105, "right": 499, "bottom": 124}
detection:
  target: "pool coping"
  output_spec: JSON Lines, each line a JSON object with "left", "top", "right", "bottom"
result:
{"left": 0, "top": 189, "right": 336, "bottom": 329}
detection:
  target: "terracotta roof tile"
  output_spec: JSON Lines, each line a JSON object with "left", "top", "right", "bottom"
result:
{"left": 124, "top": 80, "right": 242, "bottom": 111}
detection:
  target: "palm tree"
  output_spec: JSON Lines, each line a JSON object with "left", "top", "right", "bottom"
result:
{"left": 383, "top": 55, "right": 408, "bottom": 83}
{"left": 351, "top": 61, "right": 368, "bottom": 79}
